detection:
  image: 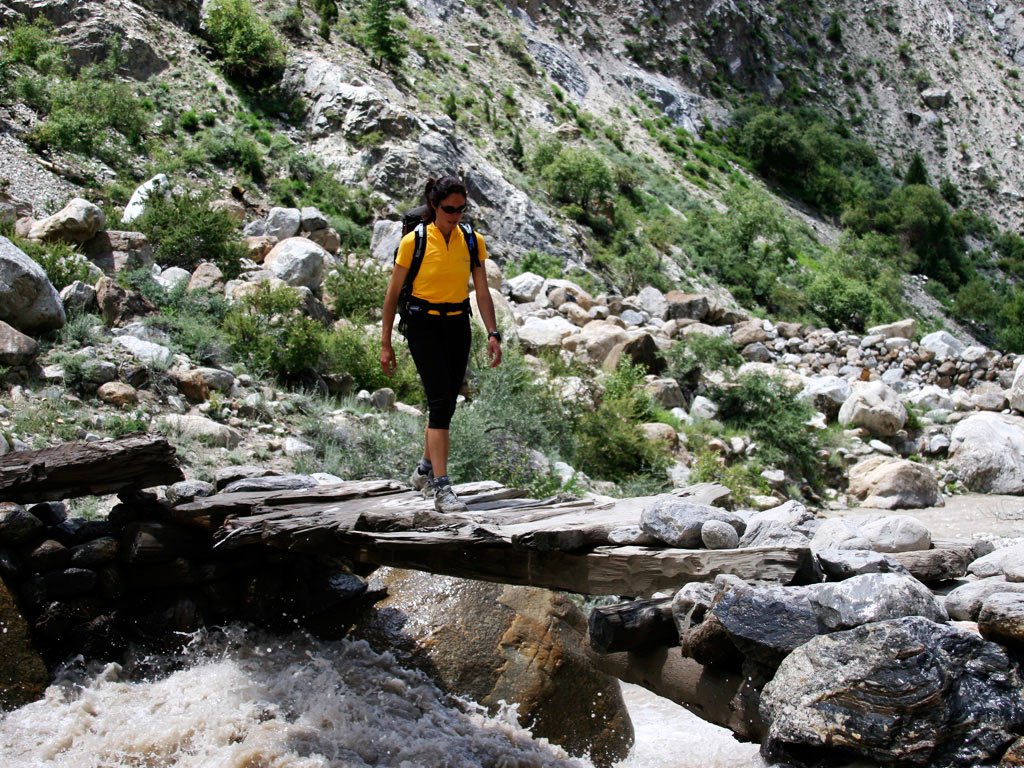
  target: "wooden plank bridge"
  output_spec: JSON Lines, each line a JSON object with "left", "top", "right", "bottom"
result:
{"left": 171, "top": 478, "right": 814, "bottom": 596}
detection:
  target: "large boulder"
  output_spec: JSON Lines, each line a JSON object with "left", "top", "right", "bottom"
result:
{"left": 0, "top": 236, "right": 66, "bottom": 333}
{"left": 738, "top": 500, "right": 816, "bottom": 548}
{"left": 81, "top": 230, "right": 154, "bottom": 274}
{"left": 639, "top": 496, "right": 745, "bottom": 548}
{"left": 517, "top": 315, "right": 577, "bottom": 353}
{"left": 797, "top": 375, "right": 850, "bottom": 421}
{"left": 945, "top": 577, "right": 1024, "bottom": 622}
{"left": 27, "top": 198, "right": 105, "bottom": 244}
{"left": 847, "top": 456, "right": 943, "bottom": 509}
{"left": 968, "top": 542, "right": 1024, "bottom": 578}
{"left": 710, "top": 584, "right": 822, "bottom": 668}
{"left": 0, "top": 320, "right": 38, "bottom": 366}
{"left": 838, "top": 380, "right": 907, "bottom": 437}
{"left": 1010, "top": 360, "right": 1024, "bottom": 413}
{"left": 948, "top": 412, "right": 1024, "bottom": 494}
{"left": 920, "top": 330, "right": 966, "bottom": 360}
{"left": 575, "top": 321, "right": 629, "bottom": 367}
{"left": 158, "top": 414, "right": 243, "bottom": 449}
{"left": 760, "top": 617, "right": 1024, "bottom": 767}
{"left": 353, "top": 569, "right": 634, "bottom": 767}
{"left": 263, "top": 238, "right": 328, "bottom": 290}
{"left": 808, "top": 572, "right": 947, "bottom": 630}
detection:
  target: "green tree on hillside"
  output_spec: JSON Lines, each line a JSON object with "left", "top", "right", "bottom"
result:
{"left": 903, "top": 152, "right": 930, "bottom": 186}
{"left": 204, "top": 0, "right": 286, "bottom": 84}
{"left": 879, "top": 184, "right": 966, "bottom": 287}
{"left": 364, "top": 0, "right": 405, "bottom": 68}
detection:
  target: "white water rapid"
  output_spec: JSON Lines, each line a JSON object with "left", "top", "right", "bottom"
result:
{"left": 0, "top": 625, "right": 766, "bottom": 768}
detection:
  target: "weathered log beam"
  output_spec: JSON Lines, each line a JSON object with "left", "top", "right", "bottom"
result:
{"left": 588, "top": 597, "right": 678, "bottom": 653}
{"left": 0, "top": 435, "right": 184, "bottom": 503}
{"left": 586, "top": 644, "right": 766, "bottom": 742}
{"left": 231, "top": 515, "right": 812, "bottom": 594}
{"left": 888, "top": 545, "right": 972, "bottom": 583}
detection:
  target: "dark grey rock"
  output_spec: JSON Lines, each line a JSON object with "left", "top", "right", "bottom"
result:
{"left": 710, "top": 585, "right": 824, "bottom": 668}
{"left": 28, "top": 501, "right": 67, "bottom": 526}
{"left": 816, "top": 549, "right": 910, "bottom": 580}
{"left": 43, "top": 567, "right": 98, "bottom": 599}
{"left": 214, "top": 464, "right": 280, "bottom": 491}
{"left": 640, "top": 496, "right": 745, "bottom": 548}
{"left": 760, "top": 617, "right": 1024, "bottom": 767}
{"left": 809, "top": 573, "right": 948, "bottom": 631}
{"left": 0, "top": 503, "right": 44, "bottom": 545}
{"left": 28, "top": 539, "right": 70, "bottom": 571}
{"left": 69, "top": 537, "right": 119, "bottom": 568}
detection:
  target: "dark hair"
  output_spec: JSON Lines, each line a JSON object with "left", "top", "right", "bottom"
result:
{"left": 423, "top": 176, "right": 468, "bottom": 222}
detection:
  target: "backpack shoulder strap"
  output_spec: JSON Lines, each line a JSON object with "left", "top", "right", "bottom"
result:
{"left": 459, "top": 222, "right": 481, "bottom": 270}
{"left": 404, "top": 222, "right": 428, "bottom": 288}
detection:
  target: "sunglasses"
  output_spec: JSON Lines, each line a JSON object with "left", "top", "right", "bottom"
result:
{"left": 439, "top": 204, "right": 467, "bottom": 214}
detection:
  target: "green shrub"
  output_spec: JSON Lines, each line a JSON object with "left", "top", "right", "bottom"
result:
{"left": 710, "top": 371, "right": 821, "bottom": 487}
{"left": 3, "top": 18, "right": 64, "bottom": 71}
{"left": 664, "top": 333, "right": 742, "bottom": 392}
{"left": 132, "top": 190, "right": 247, "bottom": 277}
{"left": 17, "top": 238, "right": 94, "bottom": 290}
{"left": 503, "top": 250, "right": 565, "bottom": 280}
{"left": 322, "top": 324, "right": 421, "bottom": 402}
{"left": 223, "top": 283, "right": 325, "bottom": 380}
{"left": 324, "top": 260, "right": 389, "bottom": 320}
{"left": 24, "top": 62, "right": 149, "bottom": 159}
{"left": 571, "top": 362, "right": 670, "bottom": 483}
{"left": 204, "top": 0, "right": 286, "bottom": 84}
{"left": 541, "top": 146, "right": 614, "bottom": 211}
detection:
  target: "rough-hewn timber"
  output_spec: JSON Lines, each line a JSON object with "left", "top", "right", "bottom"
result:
{"left": 213, "top": 480, "right": 812, "bottom": 596}
{"left": 0, "top": 435, "right": 184, "bottom": 503}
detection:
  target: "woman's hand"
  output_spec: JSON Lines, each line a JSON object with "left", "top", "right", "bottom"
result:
{"left": 487, "top": 336, "right": 502, "bottom": 368}
{"left": 381, "top": 343, "right": 397, "bottom": 376}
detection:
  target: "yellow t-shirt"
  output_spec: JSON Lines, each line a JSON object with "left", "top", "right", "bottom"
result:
{"left": 395, "top": 223, "right": 488, "bottom": 305}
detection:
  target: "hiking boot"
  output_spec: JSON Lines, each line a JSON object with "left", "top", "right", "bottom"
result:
{"left": 433, "top": 481, "right": 468, "bottom": 513}
{"left": 410, "top": 465, "right": 434, "bottom": 494}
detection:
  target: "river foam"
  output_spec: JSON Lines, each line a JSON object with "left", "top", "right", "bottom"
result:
{"left": 0, "top": 625, "right": 766, "bottom": 768}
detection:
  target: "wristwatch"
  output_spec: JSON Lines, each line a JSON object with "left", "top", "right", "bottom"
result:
{"left": 487, "top": 330, "right": 503, "bottom": 342}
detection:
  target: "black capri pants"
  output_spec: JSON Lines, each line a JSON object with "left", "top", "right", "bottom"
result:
{"left": 405, "top": 310, "right": 471, "bottom": 430}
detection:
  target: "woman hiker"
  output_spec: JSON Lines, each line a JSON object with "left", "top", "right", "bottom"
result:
{"left": 380, "top": 176, "right": 503, "bottom": 513}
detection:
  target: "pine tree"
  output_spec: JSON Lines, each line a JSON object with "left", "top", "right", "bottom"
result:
{"left": 904, "top": 152, "right": 930, "bottom": 186}
{"left": 364, "top": 0, "right": 405, "bottom": 69}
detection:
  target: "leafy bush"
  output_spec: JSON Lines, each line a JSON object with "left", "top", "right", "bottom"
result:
{"left": 324, "top": 260, "right": 389, "bottom": 320}
{"left": 322, "top": 324, "right": 421, "bottom": 402}
{"left": 541, "top": 146, "right": 613, "bottom": 211}
{"left": 571, "top": 362, "right": 670, "bottom": 483}
{"left": 223, "top": 283, "right": 325, "bottom": 380}
{"left": 876, "top": 184, "right": 966, "bottom": 288}
{"left": 17, "top": 237, "right": 94, "bottom": 290}
{"left": 710, "top": 371, "right": 822, "bottom": 487}
{"left": 503, "top": 250, "right": 564, "bottom": 280}
{"left": 132, "top": 190, "right": 247, "bottom": 277}
{"left": 204, "top": 0, "right": 286, "bottom": 84}
{"left": 664, "top": 332, "right": 742, "bottom": 394}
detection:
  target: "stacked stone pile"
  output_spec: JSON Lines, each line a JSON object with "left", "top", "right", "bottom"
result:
{"left": 0, "top": 464, "right": 373, "bottom": 683}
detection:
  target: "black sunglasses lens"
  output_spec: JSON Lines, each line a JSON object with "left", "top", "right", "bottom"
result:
{"left": 441, "top": 205, "right": 466, "bottom": 214}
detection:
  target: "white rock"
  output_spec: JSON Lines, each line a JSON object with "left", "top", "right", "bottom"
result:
{"left": 114, "top": 335, "right": 172, "bottom": 366}
{"left": 920, "top": 330, "right": 965, "bottom": 360}
{"left": 263, "top": 237, "right": 328, "bottom": 290}
{"left": 948, "top": 412, "right": 1024, "bottom": 494}
{"left": 122, "top": 175, "right": 169, "bottom": 224}
{"left": 838, "top": 380, "right": 907, "bottom": 437}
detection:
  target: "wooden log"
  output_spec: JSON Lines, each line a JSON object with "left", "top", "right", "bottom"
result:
{"left": 586, "top": 644, "right": 766, "bottom": 742}
{"left": 0, "top": 436, "right": 184, "bottom": 503}
{"left": 227, "top": 510, "right": 812, "bottom": 594}
{"left": 888, "top": 545, "right": 972, "bottom": 583}
{"left": 588, "top": 597, "right": 678, "bottom": 653}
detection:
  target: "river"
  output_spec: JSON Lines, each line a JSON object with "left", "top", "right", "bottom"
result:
{"left": 0, "top": 624, "right": 765, "bottom": 768}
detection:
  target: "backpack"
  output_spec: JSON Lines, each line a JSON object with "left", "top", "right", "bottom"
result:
{"left": 394, "top": 206, "right": 481, "bottom": 337}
